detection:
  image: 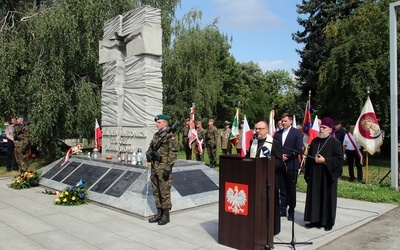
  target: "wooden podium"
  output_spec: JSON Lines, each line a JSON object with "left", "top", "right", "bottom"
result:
{"left": 218, "top": 154, "right": 275, "bottom": 250}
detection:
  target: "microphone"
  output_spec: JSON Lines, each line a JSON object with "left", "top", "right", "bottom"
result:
{"left": 253, "top": 132, "right": 258, "bottom": 139}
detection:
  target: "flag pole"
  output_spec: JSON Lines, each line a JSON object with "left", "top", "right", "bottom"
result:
{"left": 300, "top": 91, "right": 312, "bottom": 172}
{"left": 366, "top": 152, "right": 369, "bottom": 183}
{"left": 365, "top": 87, "right": 370, "bottom": 183}
{"left": 190, "top": 103, "right": 195, "bottom": 160}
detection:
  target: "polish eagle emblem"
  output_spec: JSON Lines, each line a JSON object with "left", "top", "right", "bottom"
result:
{"left": 226, "top": 185, "right": 247, "bottom": 215}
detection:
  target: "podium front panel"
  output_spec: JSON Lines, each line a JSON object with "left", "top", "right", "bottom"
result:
{"left": 218, "top": 155, "right": 274, "bottom": 250}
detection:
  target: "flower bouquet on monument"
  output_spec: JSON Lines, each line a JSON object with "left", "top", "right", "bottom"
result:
{"left": 8, "top": 170, "right": 40, "bottom": 189}
{"left": 54, "top": 179, "right": 89, "bottom": 206}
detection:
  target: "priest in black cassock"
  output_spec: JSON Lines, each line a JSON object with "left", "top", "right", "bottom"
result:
{"left": 246, "top": 121, "right": 282, "bottom": 236}
{"left": 304, "top": 117, "right": 343, "bottom": 231}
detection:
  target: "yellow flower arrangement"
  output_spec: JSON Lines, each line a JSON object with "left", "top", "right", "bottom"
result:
{"left": 8, "top": 170, "right": 40, "bottom": 189}
{"left": 54, "top": 179, "right": 88, "bottom": 206}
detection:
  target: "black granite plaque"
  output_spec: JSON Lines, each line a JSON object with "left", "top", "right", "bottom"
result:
{"left": 62, "top": 164, "right": 108, "bottom": 188}
{"left": 52, "top": 162, "right": 81, "bottom": 182}
{"left": 105, "top": 171, "right": 140, "bottom": 198}
{"left": 90, "top": 169, "right": 125, "bottom": 194}
{"left": 173, "top": 169, "right": 218, "bottom": 197}
{"left": 42, "top": 160, "right": 65, "bottom": 179}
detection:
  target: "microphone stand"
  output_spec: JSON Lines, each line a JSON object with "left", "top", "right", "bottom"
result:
{"left": 273, "top": 144, "right": 313, "bottom": 250}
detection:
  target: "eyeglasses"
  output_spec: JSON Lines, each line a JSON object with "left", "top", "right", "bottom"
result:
{"left": 254, "top": 127, "right": 267, "bottom": 130}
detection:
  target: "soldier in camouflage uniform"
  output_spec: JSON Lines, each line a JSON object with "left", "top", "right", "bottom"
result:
{"left": 146, "top": 114, "right": 178, "bottom": 225}
{"left": 205, "top": 119, "right": 218, "bottom": 168}
{"left": 195, "top": 121, "right": 206, "bottom": 161}
{"left": 14, "top": 115, "right": 30, "bottom": 173}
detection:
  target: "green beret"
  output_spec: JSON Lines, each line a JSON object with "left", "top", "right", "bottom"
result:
{"left": 154, "top": 114, "right": 171, "bottom": 122}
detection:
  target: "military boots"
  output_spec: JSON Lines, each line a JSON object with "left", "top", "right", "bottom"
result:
{"left": 158, "top": 209, "right": 170, "bottom": 225}
{"left": 148, "top": 208, "right": 162, "bottom": 223}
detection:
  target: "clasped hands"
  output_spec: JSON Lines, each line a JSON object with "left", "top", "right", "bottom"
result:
{"left": 314, "top": 154, "right": 326, "bottom": 164}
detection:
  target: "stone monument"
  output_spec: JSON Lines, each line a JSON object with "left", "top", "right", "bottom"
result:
{"left": 98, "top": 5, "right": 162, "bottom": 157}
{"left": 39, "top": 6, "right": 219, "bottom": 219}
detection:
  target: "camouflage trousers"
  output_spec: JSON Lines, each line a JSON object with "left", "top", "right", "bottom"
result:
{"left": 14, "top": 146, "right": 28, "bottom": 172}
{"left": 150, "top": 167, "right": 172, "bottom": 209}
{"left": 206, "top": 143, "right": 217, "bottom": 164}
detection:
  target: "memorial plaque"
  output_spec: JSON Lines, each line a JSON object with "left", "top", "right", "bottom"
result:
{"left": 106, "top": 171, "right": 140, "bottom": 197}
{"left": 52, "top": 162, "right": 81, "bottom": 182}
{"left": 173, "top": 169, "right": 219, "bottom": 197}
{"left": 42, "top": 160, "right": 64, "bottom": 179}
{"left": 63, "top": 164, "right": 108, "bottom": 188}
{"left": 90, "top": 168, "right": 125, "bottom": 194}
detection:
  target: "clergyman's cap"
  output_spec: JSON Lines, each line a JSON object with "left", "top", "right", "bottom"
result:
{"left": 321, "top": 117, "right": 334, "bottom": 129}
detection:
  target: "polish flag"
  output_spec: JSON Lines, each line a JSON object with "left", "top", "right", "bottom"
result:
{"left": 241, "top": 116, "right": 254, "bottom": 157}
{"left": 95, "top": 119, "right": 102, "bottom": 151}
{"left": 307, "top": 115, "right": 319, "bottom": 145}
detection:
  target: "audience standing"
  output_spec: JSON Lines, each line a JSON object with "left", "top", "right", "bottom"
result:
{"left": 205, "top": 119, "right": 218, "bottom": 168}
{"left": 5, "top": 116, "right": 18, "bottom": 172}
{"left": 343, "top": 125, "right": 363, "bottom": 182}
{"left": 220, "top": 121, "right": 232, "bottom": 154}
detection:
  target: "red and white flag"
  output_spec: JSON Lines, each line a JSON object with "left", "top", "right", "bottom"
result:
{"left": 187, "top": 107, "right": 203, "bottom": 154}
{"left": 268, "top": 109, "right": 276, "bottom": 136}
{"left": 95, "top": 119, "right": 102, "bottom": 151}
{"left": 241, "top": 116, "right": 254, "bottom": 157}
{"left": 353, "top": 97, "right": 383, "bottom": 155}
{"left": 61, "top": 145, "right": 82, "bottom": 166}
{"left": 307, "top": 115, "right": 319, "bottom": 145}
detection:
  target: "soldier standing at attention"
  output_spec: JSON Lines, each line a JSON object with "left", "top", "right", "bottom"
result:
{"left": 195, "top": 121, "right": 206, "bottom": 162}
{"left": 205, "top": 118, "right": 218, "bottom": 168}
{"left": 220, "top": 121, "right": 232, "bottom": 155}
{"left": 14, "top": 114, "right": 30, "bottom": 173}
{"left": 146, "top": 114, "right": 178, "bottom": 225}
{"left": 235, "top": 121, "right": 244, "bottom": 154}
{"left": 182, "top": 118, "right": 191, "bottom": 160}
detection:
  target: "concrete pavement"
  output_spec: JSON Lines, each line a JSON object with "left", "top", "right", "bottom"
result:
{"left": 0, "top": 177, "right": 397, "bottom": 250}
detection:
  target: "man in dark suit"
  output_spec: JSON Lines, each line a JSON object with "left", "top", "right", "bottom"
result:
{"left": 274, "top": 113, "right": 303, "bottom": 221}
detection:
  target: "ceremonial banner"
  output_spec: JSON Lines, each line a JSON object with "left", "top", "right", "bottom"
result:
{"left": 302, "top": 101, "right": 312, "bottom": 135}
{"left": 229, "top": 108, "right": 239, "bottom": 146}
{"left": 95, "top": 119, "right": 102, "bottom": 150}
{"left": 241, "top": 116, "right": 253, "bottom": 157}
{"left": 307, "top": 115, "right": 319, "bottom": 145}
{"left": 353, "top": 97, "right": 383, "bottom": 155}
{"left": 188, "top": 107, "right": 203, "bottom": 154}
{"left": 268, "top": 109, "right": 275, "bottom": 136}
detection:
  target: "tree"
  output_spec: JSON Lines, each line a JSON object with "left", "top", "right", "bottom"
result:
{"left": 163, "top": 9, "right": 232, "bottom": 124}
{"left": 318, "top": 0, "right": 390, "bottom": 130}
{"left": 0, "top": 0, "right": 180, "bottom": 158}
{"left": 293, "top": 0, "right": 362, "bottom": 102}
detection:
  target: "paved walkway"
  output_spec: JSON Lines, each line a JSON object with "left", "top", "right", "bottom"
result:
{"left": 0, "top": 177, "right": 397, "bottom": 250}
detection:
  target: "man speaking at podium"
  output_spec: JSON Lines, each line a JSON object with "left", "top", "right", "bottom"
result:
{"left": 246, "top": 121, "right": 281, "bottom": 235}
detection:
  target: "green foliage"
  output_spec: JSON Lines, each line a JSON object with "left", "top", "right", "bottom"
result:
{"left": 0, "top": 1, "right": 180, "bottom": 159}
{"left": 294, "top": 0, "right": 361, "bottom": 112}
{"left": 163, "top": 9, "right": 229, "bottom": 123}
{"left": 319, "top": 0, "right": 391, "bottom": 129}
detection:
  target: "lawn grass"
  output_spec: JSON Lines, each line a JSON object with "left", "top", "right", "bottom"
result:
{"left": 1, "top": 148, "right": 398, "bottom": 205}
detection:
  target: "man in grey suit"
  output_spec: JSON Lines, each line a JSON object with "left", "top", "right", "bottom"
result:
{"left": 274, "top": 113, "right": 303, "bottom": 221}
